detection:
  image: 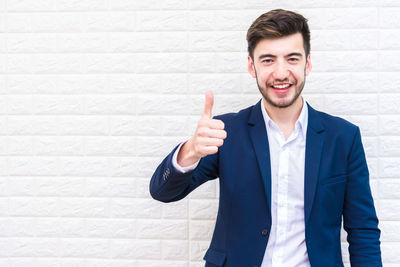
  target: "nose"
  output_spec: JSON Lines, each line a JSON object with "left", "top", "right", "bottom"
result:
{"left": 272, "top": 61, "right": 289, "bottom": 80}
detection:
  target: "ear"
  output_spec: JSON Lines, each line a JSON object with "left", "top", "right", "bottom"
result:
{"left": 305, "top": 53, "right": 312, "bottom": 76}
{"left": 248, "top": 55, "right": 256, "bottom": 78}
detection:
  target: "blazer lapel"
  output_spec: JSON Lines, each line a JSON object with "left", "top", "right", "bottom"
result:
{"left": 304, "top": 103, "right": 325, "bottom": 225}
{"left": 248, "top": 100, "right": 272, "bottom": 214}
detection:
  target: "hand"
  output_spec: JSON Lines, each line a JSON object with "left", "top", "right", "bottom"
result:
{"left": 177, "top": 91, "right": 227, "bottom": 167}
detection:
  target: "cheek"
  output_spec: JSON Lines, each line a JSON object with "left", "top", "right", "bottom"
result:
{"left": 256, "top": 69, "right": 272, "bottom": 81}
{"left": 290, "top": 67, "right": 306, "bottom": 80}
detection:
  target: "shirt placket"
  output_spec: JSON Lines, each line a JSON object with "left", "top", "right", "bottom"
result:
{"left": 273, "top": 139, "right": 290, "bottom": 266}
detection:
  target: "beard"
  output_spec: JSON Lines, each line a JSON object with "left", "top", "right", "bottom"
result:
{"left": 254, "top": 69, "right": 306, "bottom": 109}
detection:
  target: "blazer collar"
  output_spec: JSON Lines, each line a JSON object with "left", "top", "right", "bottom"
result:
{"left": 304, "top": 103, "right": 325, "bottom": 224}
{"left": 248, "top": 100, "right": 272, "bottom": 218}
{"left": 247, "top": 100, "right": 325, "bottom": 224}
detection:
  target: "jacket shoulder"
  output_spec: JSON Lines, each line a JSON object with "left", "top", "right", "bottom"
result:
{"left": 311, "top": 107, "right": 360, "bottom": 139}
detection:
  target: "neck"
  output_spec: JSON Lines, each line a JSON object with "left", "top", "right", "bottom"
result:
{"left": 263, "top": 97, "right": 304, "bottom": 127}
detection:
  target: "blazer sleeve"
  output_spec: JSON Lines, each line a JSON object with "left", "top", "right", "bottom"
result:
{"left": 149, "top": 144, "right": 219, "bottom": 203}
{"left": 343, "top": 127, "right": 382, "bottom": 266}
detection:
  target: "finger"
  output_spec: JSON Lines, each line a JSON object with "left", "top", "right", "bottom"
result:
{"left": 198, "top": 137, "right": 224, "bottom": 147}
{"left": 202, "top": 90, "right": 214, "bottom": 118}
{"left": 200, "top": 129, "right": 227, "bottom": 139}
{"left": 198, "top": 146, "right": 219, "bottom": 156}
{"left": 204, "top": 119, "right": 225, "bottom": 130}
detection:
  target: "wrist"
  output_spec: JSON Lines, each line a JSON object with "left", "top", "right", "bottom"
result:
{"left": 177, "top": 139, "right": 201, "bottom": 167}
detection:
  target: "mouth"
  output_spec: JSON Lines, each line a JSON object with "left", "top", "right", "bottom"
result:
{"left": 270, "top": 83, "right": 293, "bottom": 94}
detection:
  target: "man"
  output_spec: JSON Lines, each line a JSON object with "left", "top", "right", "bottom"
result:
{"left": 149, "top": 9, "right": 382, "bottom": 267}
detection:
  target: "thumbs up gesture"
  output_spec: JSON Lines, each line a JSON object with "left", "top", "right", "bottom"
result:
{"left": 177, "top": 91, "right": 227, "bottom": 167}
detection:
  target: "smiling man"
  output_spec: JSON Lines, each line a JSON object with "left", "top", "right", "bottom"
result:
{"left": 150, "top": 9, "right": 382, "bottom": 267}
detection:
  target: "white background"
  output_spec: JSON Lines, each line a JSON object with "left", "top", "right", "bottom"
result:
{"left": 0, "top": 0, "right": 399, "bottom": 266}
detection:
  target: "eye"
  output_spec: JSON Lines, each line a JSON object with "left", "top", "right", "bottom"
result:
{"left": 262, "top": 59, "right": 273, "bottom": 64}
{"left": 288, "top": 58, "right": 299, "bottom": 62}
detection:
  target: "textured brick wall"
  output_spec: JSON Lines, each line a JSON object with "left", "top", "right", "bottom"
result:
{"left": 0, "top": 0, "right": 399, "bottom": 266}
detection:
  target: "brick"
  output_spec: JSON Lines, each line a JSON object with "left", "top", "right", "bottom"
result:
{"left": 136, "top": 219, "right": 188, "bottom": 239}
{"left": 313, "top": 30, "right": 378, "bottom": 50}
{"left": 380, "top": 51, "right": 400, "bottom": 71}
{"left": 379, "top": 72, "right": 400, "bottom": 93}
{"left": 55, "top": 0, "right": 107, "bottom": 11}
{"left": 303, "top": 8, "right": 378, "bottom": 29}
{"left": 57, "top": 197, "right": 109, "bottom": 217}
{"left": 381, "top": 242, "right": 400, "bottom": 262}
{"left": 312, "top": 51, "right": 379, "bottom": 72}
{"left": 189, "top": 220, "right": 214, "bottom": 240}
{"left": 189, "top": 74, "right": 242, "bottom": 94}
{"left": 110, "top": 198, "right": 162, "bottom": 219}
{"left": 32, "top": 137, "right": 85, "bottom": 156}
{"left": 380, "top": 8, "right": 400, "bottom": 28}
{"left": 379, "top": 137, "right": 400, "bottom": 156}
{"left": 380, "top": 30, "right": 400, "bottom": 49}
{"left": 137, "top": 260, "right": 187, "bottom": 267}
{"left": 57, "top": 33, "right": 109, "bottom": 53}
{"left": 379, "top": 157, "right": 400, "bottom": 178}
{"left": 189, "top": 240, "right": 209, "bottom": 261}
{"left": 4, "top": 13, "right": 32, "bottom": 32}
{"left": 137, "top": 11, "right": 186, "bottom": 31}
{"left": 189, "top": 53, "right": 215, "bottom": 73}
{"left": 189, "top": 199, "right": 218, "bottom": 220}
{"left": 215, "top": 52, "right": 247, "bottom": 73}
{"left": 380, "top": 200, "right": 400, "bottom": 220}
{"left": 188, "top": 0, "right": 241, "bottom": 9}
{"left": 136, "top": 53, "right": 186, "bottom": 73}
{"left": 33, "top": 95, "right": 84, "bottom": 115}
{"left": 162, "top": 199, "right": 188, "bottom": 219}
{"left": 189, "top": 32, "right": 242, "bottom": 52}
{"left": 324, "top": 94, "right": 378, "bottom": 115}
{"left": 6, "top": 0, "right": 56, "bottom": 11}
{"left": 86, "top": 218, "right": 136, "bottom": 238}
{"left": 378, "top": 179, "right": 400, "bottom": 199}
{"left": 162, "top": 240, "right": 189, "bottom": 260}
{"left": 379, "top": 115, "right": 400, "bottom": 136}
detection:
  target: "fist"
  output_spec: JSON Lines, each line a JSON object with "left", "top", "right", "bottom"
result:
{"left": 177, "top": 91, "right": 227, "bottom": 166}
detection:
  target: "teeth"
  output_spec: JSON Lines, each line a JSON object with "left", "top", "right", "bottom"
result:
{"left": 272, "top": 84, "right": 291, "bottom": 89}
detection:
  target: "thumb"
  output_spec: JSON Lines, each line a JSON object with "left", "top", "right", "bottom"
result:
{"left": 203, "top": 90, "right": 214, "bottom": 118}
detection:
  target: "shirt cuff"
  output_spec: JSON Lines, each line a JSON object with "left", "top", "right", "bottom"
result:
{"left": 172, "top": 141, "right": 200, "bottom": 173}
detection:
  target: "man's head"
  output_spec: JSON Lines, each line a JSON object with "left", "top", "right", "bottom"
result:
{"left": 247, "top": 9, "right": 312, "bottom": 109}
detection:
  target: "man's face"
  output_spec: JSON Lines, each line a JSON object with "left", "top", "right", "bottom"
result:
{"left": 248, "top": 33, "right": 312, "bottom": 108}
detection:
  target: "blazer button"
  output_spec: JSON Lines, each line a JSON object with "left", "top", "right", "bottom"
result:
{"left": 253, "top": 265, "right": 258, "bottom": 267}
{"left": 163, "top": 168, "right": 170, "bottom": 181}
{"left": 261, "top": 229, "right": 268, "bottom": 236}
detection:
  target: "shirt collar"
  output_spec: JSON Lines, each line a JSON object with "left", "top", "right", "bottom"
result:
{"left": 260, "top": 97, "right": 308, "bottom": 139}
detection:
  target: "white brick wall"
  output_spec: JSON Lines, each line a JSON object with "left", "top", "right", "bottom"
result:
{"left": 0, "top": 0, "right": 399, "bottom": 266}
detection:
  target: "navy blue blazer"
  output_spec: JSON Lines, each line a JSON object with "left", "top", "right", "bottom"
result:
{"left": 150, "top": 101, "right": 382, "bottom": 267}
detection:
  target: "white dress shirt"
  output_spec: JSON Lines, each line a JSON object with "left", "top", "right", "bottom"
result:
{"left": 260, "top": 99, "right": 310, "bottom": 267}
{"left": 172, "top": 99, "right": 310, "bottom": 267}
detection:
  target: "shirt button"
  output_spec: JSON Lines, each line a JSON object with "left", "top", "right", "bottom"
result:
{"left": 261, "top": 229, "right": 268, "bottom": 236}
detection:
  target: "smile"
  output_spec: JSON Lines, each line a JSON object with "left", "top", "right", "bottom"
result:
{"left": 272, "top": 84, "right": 291, "bottom": 89}
{"left": 271, "top": 84, "right": 292, "bottom": 94}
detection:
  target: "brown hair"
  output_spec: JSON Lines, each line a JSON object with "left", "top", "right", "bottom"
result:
{"left": 246, "top": 9, "right": 311, "bottom": 59}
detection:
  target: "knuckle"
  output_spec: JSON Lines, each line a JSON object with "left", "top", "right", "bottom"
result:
{"left": 212, "top": 146, "right": 219, "bottom": 154}
{"left": 198, "top": 117, "right": 207, "bottom": 126}
{"left": 197, "top": 127, "right": 208, "bottom": 136}
{"left": 217, "top": 139, "right": 224, "bottom": 146}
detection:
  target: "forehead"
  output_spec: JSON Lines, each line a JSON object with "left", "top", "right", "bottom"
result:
{"left": 253, "top": 32, "right": 305, "bottom": 57}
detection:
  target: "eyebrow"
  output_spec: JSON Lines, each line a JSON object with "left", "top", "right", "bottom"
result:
{"left": 258, "top": 52, "right": 303, "bottom": 60}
